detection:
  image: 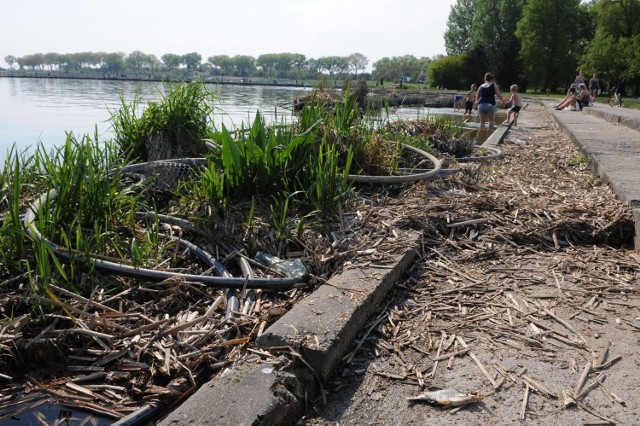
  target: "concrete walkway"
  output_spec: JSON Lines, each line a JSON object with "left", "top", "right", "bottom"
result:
{"left": 545, "top": 101, "right": 640, "bottom": 249}
{"left": 483, "top": 99, "right": 640, "bottom": 249}
{"left": 158, "top": 102, "right": 640, "bottom": 426}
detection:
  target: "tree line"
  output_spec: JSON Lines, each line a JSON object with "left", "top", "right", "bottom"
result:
{"left": 432, "top": 0, "right": 640, "bottom": 95}
{"left": 3, "top": 51, "right": 433, "bottom": 84}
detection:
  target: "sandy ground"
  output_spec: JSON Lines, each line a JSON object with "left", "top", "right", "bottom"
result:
{"left": 302, "top": 104, "right": 640, "bottom": 425}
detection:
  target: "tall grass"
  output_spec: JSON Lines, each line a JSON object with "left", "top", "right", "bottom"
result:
{"left": 110, "top": 82, "right": 218, "bottom": 161}
{"left": 0, "top": 146, "right": 28, "bottom": 271}
{"left": 0, "top": 132, "right": 163, "bottom": 288}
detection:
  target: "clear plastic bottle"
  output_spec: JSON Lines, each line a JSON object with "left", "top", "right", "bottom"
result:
{"left": 255, "top": 251, "right": 307, "bottom": 278}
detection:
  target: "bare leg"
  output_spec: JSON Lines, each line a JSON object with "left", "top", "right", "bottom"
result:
{"left": 479, "top": 111, "right": 487, "bottom": 128}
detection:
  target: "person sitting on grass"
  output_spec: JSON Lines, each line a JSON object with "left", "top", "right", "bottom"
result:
{"left": 505, "top": 84, "right": 523, "bottom": 126}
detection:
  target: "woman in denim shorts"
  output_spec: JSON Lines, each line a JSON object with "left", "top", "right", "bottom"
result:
{"left": 476, "top": 72, "right": 506, "bottom": 130}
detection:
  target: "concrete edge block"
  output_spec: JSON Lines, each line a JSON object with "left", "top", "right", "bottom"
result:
{"left": 584, "top": 107, "right": 640, "bottom": 132}
{"left": 160, "top": 232, "right": 422, "bottom": 425}
{"left": 482, "top": 122, "right": 511, "bottom": 148}
{"left": 583, "top": 107, "right": 620, "bottom": 124}
{"left": 159, "top": 361, "right": 303, "bottom": 426}
{"left": 633, "top": 206, "right": 640, "bottom": 252}
{"left": 256, "top": 232, "right": 421, "bottom": 381}
{"left": 549, "top": 108, "right": 639, "bottom": 252}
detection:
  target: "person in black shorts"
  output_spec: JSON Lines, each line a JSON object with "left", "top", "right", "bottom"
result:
{"left": 506, "top": 84, "right": 523, "bottom": 125}
{"left": 463, "top": 84, "right": 477, "bottom": 116}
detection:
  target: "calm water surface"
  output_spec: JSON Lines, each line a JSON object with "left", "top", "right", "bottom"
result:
{"left": 0, "top": 77, "right": 312, "bottom": 163}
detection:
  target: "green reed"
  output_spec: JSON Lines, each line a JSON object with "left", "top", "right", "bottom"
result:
{"left": 110, "top": 82, "right": 218, "bottom": 161}
{"left": 0, "top": 146, "right": 28, "bottom": 270}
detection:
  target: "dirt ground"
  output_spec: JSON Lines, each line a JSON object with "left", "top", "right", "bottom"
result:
{"left": 302, "top": 104, "right": 640, "bottom": 425}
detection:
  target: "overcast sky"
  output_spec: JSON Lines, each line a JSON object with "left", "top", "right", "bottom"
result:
{"left": 1, "top": 0, "right": 457, "bottom": 70}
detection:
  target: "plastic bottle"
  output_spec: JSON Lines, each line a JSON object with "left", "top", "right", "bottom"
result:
{"left": 254, "top": 251, "right": 307, "bottom": 278}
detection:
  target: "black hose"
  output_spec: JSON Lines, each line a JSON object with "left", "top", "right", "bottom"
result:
{"left": 346, "top": 142, "right": 442, "bottom": 184}
{"left": 23, "top": 189, "right": 307, "bottom": 290}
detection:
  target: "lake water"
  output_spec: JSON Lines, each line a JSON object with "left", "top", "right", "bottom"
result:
{"left": 0, "top": 77, "right": 315, "bottom": 164}
{"left": 0, "top": 77, "right": 487, "bottom": 165}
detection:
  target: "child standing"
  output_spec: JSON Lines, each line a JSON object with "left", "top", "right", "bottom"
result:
{"left": 453, "top": 93, "right": 464, "bottom": 111}
{"left": 463, "top": 84, "right": 477, "bottom": 116}
{"left": 506, "top": 84, "right": 523, "bottom": 126}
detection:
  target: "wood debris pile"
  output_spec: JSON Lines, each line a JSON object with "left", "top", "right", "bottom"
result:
{"left": 0, "top": 272, "right": 312, "bottom": 422}
{"left": 321, "top": 107, "right": 639, "bottom": 424}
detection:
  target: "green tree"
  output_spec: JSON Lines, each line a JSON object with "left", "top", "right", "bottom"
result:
{"left": 595, "top": 0, "right": 640, "bottom": 38}
{"left": 4, "top": 55, "right": 17, "bottom": 69}
{"left": 581, "top": 33, "right": 629, "bottom": 86}
{"left": 275, "top": 53, "right": 295, "bottom": 78}
{"left": 232, "top": 55, "right": 257, "bottom": 77}
{"left": 348, "top": 53, "right": 368, "bottom": 78}
{"left": 125, "top": 51, "right": 159, "bottom": 73}
{"left": 43, "top": 52, "right": 61, "bottom": 71}
{"left": 208, "top": 55, "right": 233, "bottom": 76}
{"left": 582, "top": 0, "right": 640, "bottom": 94}
{"left": 161, "top": 53, "right": 183, "bottom": 70}
{"left": 428, "top": 54, "right": 468, "bottom": 89}
{"left": 517, "top": 0, "right": 582, "bottom": 90}
{"left": 103, "top": 52, "right": 125, "bottom": 74}
{"left": 256, "top": 53, "right": 278, "bottom": 79}
{"left": 182, "top": 52, "right": 202, "bottom": 71}
{"left": 126, "top": 50, "right": 146, "bottom": 72}
{"left": 290, "top": 53, "right": 307, "bottom": 80}
{"left": 444, "top": 0, "right": 476, "bottom": 55}
{"left": 372, "top": 55, "right": 432, "bottom": 83}
{"left": 472, "top": 0, "right": 525, "bottom": 83}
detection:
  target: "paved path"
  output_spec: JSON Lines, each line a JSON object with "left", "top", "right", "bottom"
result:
{"left": 485, "top": 99, "right": 640, "bottom": 249}
{"left": 545, "top": 101, "right": 640, "bottom": 249}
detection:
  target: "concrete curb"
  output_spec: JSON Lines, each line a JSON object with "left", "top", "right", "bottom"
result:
{"left": 547, "top": 106, "right": 640, "bottom": 250}
{"left": 160, "top": 232, "right": 421, "bottom": 425}
{"left": 481, "top": 121, "right": 511, "bottom": 148}
{"left": 582, "top": 105, "right": 640, "bottom": 132}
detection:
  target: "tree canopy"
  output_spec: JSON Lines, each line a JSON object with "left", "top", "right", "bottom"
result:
{"left": 5, "top": 51, "right": 431, "bottom": 84}
{"left": 435, "top": 0, "right": 640, "bottom": 95}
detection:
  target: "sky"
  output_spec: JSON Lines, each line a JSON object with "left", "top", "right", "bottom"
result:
{"left": 1, "top": 0, "right": 457, "bottom": 71}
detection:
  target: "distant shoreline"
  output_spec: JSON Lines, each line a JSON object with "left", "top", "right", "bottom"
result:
{"left": 0, "top": 71, "right": 311, "bottom": 88}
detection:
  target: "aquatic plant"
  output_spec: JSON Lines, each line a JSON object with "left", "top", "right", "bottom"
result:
{"left": 110, "top": 81, "right": 218, "bottom": 161}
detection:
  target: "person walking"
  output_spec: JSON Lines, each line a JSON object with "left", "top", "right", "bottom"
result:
{"left": 475, "top": 72, "right": 506, "bottom": 130}
{"left": 589, "top": 73, "right": 600, "bottom": 101}
{"left": 506, "top": 84, "right": 523, "bottom": 126}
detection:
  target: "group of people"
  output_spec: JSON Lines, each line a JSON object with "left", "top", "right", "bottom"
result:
{"left": 554, "top": 71, "right": 600, "bottom": 111}
{"left": 458, "top": 73, "right": 522, "bottom": 130}
{"left": 455, "top": 70, "right": 601, "bottom": 129}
